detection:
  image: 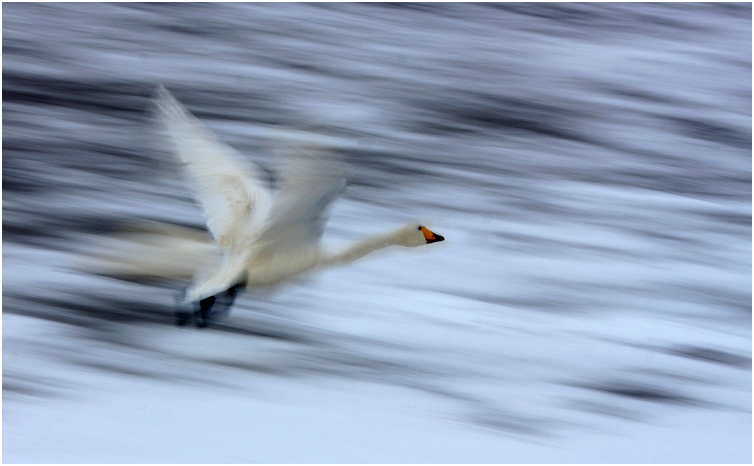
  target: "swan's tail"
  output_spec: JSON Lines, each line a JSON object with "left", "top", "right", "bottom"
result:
{"left": 80, "top": 220, "right": 221, "bottom": 283}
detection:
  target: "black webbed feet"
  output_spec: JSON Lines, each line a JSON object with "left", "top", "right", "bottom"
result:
{"left": 195, "top": 295, "right": 216, "bottom": 328}
{"left": 179, "top": 283, "right": 244, "bottom": 328}
{"left": 174, "top": 290, "right": 193, "bottom": 326}
{"left": 176, "top": 310, "right": 191, "bottom": 326}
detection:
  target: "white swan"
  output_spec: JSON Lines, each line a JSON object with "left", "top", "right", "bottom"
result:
{"left": 153, "top": 86, "right": 444, "bottom": 324}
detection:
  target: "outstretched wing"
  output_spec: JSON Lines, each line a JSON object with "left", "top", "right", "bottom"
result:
{"left": 254, "top": 133, "right": 347, "bottom": 257}
{"left": 153, "top": 86, "right": 272, "bottom": 251}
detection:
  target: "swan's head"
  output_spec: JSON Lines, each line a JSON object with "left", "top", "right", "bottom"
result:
{"left": 397, "top": 223, "right": 445, "bottom": 247}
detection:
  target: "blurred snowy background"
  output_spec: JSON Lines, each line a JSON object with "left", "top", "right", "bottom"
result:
{"left": 3, "top": 3, "right": 751, "bottom": 463}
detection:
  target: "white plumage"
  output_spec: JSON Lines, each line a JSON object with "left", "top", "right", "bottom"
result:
{"left": 105, "top": 86, "right": 444, "bottom": 306}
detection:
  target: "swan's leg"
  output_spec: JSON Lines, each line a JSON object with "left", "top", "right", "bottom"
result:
{"left": 194, "top": 295, "right": 216, "bottom": 328}
{"left": 212, "top": 283, "right": 243, "bottom": 316}
{"left": 175, "top": 290, "right": 194, "bottom": 326}
{"left": 176, "top": 309, "right": 191, "bottom": 326}
{"left": 194, "top": 283, "right": 244, "bottom": 328}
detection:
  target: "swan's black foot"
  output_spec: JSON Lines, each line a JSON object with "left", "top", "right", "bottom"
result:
{"left": 194, "top": 295, "right": 215, "bottom": 328}
{"left": 176, "top": 310, "right": 192, "bottom": 326}
{"left": 174, "top": 291, "right": 194, "bottom": 326}
{"left": 191, "top": 283, "right": 245, "bottom": 329}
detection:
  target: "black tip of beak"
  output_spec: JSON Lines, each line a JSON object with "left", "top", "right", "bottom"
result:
{"left": 427, "top": 234, "right": 444, "bottom": 244}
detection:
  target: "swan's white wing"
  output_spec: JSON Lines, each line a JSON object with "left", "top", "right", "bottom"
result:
{"left": 255, "top": 139, "right": 347, "bottom": 256}
{"left": 153, "top": 86, "right": 272, "bottom": 251}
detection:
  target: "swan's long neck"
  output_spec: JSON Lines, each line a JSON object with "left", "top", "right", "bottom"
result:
{"left": 321, "top": 229, "right": 405, "bottom": 268}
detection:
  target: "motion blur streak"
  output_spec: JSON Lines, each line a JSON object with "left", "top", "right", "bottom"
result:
{"left": 3, "top": 3, "right": 751, "bottom": 463}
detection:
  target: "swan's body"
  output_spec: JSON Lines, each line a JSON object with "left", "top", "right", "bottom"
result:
{"left": 152, "top": 86, "right": 443, "bottom": 323}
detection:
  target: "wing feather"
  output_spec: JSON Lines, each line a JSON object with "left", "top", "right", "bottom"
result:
{"left": 153, "top": 86, "right": 272, "bottom": 250}
{"left": 255, "top": 134, "right": 347, "bottom": 257}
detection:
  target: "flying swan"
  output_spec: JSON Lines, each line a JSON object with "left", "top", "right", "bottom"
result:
{"left": 153, "top": 86, "right": 444, "bottom": 327}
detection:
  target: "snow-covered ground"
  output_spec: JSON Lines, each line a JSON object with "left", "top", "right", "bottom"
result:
{"left": 3, "top": 3, "right": 751, "bottom": 463}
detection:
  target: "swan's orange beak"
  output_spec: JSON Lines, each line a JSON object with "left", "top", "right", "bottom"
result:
{"left": 421, "top": 226, "right": 444, "bottom": 244}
